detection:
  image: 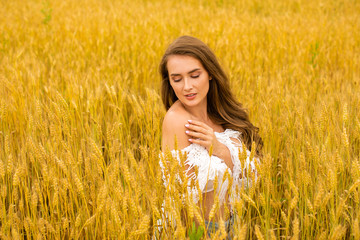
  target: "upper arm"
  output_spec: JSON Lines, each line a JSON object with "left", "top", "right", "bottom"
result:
{"left": 161, "top": 110, "right": 191, "bottom": 152}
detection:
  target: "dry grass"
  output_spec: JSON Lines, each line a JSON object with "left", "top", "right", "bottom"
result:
{"left": 0, "top": 0, "right": 359, "bottom": 239}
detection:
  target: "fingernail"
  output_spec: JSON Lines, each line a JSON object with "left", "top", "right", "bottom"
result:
{"left": 188, "top": 139, "right": 192, "bottom": 142}
{"left": 185, "top": 124, "right": 189, "bottom": 127}
{"left": 188, "top": 120, "right": 192, "bottom": 123}
{"left": 185, "top": 130, "right": 189, "bottom": 134}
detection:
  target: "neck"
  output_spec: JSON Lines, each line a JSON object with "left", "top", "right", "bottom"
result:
{"left": 182, "top": 99, "right": 210, "bottom": 122}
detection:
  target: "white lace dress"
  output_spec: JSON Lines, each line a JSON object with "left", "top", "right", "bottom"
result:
{"left": 159, "top": 129, "right": 259, "bottom": 205}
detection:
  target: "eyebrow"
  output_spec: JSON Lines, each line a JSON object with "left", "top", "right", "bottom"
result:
{"left": 170, "top": 68, "right": 201, "bottom": 77}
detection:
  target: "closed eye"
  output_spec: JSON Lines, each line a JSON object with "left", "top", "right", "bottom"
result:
{"left": 191, "top": 75, "right": 200, "bottom": 78}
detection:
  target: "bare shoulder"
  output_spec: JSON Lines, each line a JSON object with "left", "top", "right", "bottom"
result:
{"left": 162, "top": 101, "right": 191, "bottom": 151}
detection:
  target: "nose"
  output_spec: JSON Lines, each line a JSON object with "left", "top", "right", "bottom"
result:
{"left": 184, "top": 77, "right": 193, "bottom": 91}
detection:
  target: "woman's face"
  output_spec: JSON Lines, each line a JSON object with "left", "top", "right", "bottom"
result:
{"left": 167, "top": 55, "right": 211, "bottom": 108}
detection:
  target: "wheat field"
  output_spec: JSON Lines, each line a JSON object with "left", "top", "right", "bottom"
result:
{"left": 0, "top": 0, "right": 359, "bottom": 239}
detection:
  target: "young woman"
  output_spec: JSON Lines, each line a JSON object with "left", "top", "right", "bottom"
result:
{"left": 159, "top": 36, "right": 262, "bottom": 237}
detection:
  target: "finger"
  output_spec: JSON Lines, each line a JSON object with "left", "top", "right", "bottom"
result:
{"left": 187, "top": 119, "right": 212, "bottom": 130}
{"left": 185, "top": 130, "right": 209, "bottom": 140}
{"left": 188, "top": 138, "right": 208, "bottom": 147}
{"left": 185, "top": 124, "right": 208, "bottom": 134}
{"left": 185, "top": 122, "right": 213, "bottom": 135}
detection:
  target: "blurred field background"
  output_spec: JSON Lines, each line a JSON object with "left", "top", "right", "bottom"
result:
{"left": 0, "top": 0, "right": 360, "bottom": 239}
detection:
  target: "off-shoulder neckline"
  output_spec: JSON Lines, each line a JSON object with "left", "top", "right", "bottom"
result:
{"left": 171, "top": 129, "right": 241, "bottom": 152}
{"left": 214, "top": 129, "right": 240, "bottom": 134}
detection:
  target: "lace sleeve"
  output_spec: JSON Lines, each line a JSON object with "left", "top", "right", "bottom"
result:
{"left": 215, "top": 129, "right": 260, "bottom": 189}
{"left": 159, "top": 143, "right": 230, "bottom": 204}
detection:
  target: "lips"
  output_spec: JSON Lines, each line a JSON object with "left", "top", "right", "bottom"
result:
{"left": 185, "top": 93, "right": 197, "bottom": 100}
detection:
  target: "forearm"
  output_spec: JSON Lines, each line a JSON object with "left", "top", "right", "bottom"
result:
{"left": 212, "top": 142, "right": 234, "bottom": 172}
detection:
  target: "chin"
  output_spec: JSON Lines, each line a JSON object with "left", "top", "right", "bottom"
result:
{"left": 180, "top": 99, "right": 201, "bottom": 107}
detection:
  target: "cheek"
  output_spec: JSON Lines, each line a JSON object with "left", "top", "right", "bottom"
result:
{"left": 169, "top": 83, "right": 180, "bottom": 95}
{"left": 200, "top": 78, "right": 210, "bottom": 90}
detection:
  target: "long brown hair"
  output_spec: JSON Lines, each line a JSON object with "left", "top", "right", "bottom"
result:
{"left": 159, "top": 36, "right": 263, "bottom": 157}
